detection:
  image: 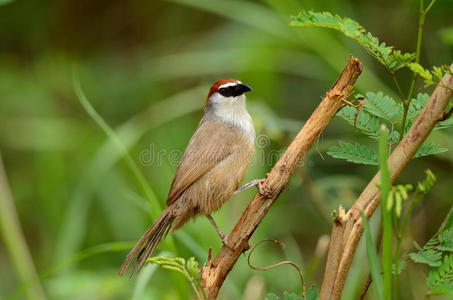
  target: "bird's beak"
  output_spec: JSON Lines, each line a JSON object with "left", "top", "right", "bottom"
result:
{"left": 233, "top": 83, "right": 252, "bottom": 96}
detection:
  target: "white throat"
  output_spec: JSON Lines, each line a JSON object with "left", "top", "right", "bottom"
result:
{"left": 205, "top": 93, "right": 255, "bottom": 141}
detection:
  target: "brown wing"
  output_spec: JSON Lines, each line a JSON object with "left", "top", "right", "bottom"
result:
{"left": 166, "top": 120, "right": 241, "bottom": 206}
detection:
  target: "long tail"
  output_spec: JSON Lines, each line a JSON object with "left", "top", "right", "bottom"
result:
{"left": 119, "top": 207, "right": 174, "bottom": 277}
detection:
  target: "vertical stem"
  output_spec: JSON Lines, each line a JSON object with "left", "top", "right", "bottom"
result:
{"left": 0, "top": 151, "right": 46, "bottom": 300}
{"left": 393, "top": 193, "right": 418, "bottom": 299}
{"left": 404, "top": 0, "right": 435, "bottom": 141}
{"left": 379, "top": 126, "right": 392, "bottom": 300}
{"left": 390, "top": 72, "right": 409, "bottom": 142}
{"left": 400, "top": 0, "right": 436, "bottom": 142}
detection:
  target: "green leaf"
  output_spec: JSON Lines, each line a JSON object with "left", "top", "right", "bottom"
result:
{"left": 406, "top": 93, "right": 430, "bottom": 120}
{"left": 392, "top": 255, "right": 408, "bottom": 275}
{"left": 408, "top": 63, "right": 433, "bottom": 84}
{"left": 436, "top": 118, "right": 453, "bottom": 130}
{"left": 283, "top": 291, "right": 304, "bottom": 300}
{"left": 305, "top": 285, "right": 319, "bottom": 300}
{"left": 414, "top": 142, "right": 448, "bottom": 158}
{"left": 361, "top": 92, "right": 400, "bottom": 122}
{"left": 327, "top": 141, "right": 378, "bottom": 165}
{"left": 147, "top": 256, "right": 205, "bottom": 299}
{"left": 408, "top": 63, "right": 453, "bottom": 86}
{"left": 361, "top": 211, "right": 384, "bottom": 300}
{"left": 409, "top": 247, "right": 442, "bottom": 267}
{"left": 290, "top": 11, "right": 415, "bottom": 71}
{"left": 337, "top": 106, "right": 381, "bottom": 138}
{"left": 266, "top": 294, "right": 281, "bottom": 300}
{"left": 427, "top": 252, "right": 453, "bottom": 295}
{"left": 186, "top": 257, "right": 201, "bottom": 284}
{"left": 415, "top": 169, "right": 437, "bottom": 197}
{"left": 437, "top": 230, "right": 453, "bottom": 252}
{"left": 265, "top": 286, "right": 319, "bottom": 300}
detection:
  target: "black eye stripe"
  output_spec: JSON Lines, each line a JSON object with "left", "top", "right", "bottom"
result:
{"left": 219, "top": 87, "right": 235, "bottom": 97}
{"left": 218, "top": 83, "right": 252, "bottom": 97}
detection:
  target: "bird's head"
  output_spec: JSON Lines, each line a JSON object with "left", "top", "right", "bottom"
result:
{"left": 205, "top": 79, "right": 252, "bottom": 110}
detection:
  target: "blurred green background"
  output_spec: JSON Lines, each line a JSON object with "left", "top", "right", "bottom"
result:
{"left": 0, "top": 0, "right": 452, "bottom": 299}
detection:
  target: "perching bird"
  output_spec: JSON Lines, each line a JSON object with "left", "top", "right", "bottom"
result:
{"left": 119, "top": 79, "right": 260, "bottom": 276}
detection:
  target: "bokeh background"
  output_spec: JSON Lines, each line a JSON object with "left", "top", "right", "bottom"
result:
{"left": 1, "top": 0, "right": 452, "bottom": 299}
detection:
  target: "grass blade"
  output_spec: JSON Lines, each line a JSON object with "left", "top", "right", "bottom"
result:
{"left": 73, "top": 69, "right": 161, "bottom": 213}
{"left": 361, "top": 211, "right": 383, "bottom": 300}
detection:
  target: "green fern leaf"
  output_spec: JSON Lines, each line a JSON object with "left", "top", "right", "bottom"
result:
{"left": 392, "top": 255, "right": 409, "bottom": 275}
{"left": 406, "top": 93, "right": 430, "bottom": 121}
{"left": 414, "top": 142, "right": 448, "bottom": 158}
{"left": 436, "top": 118, "right": 453, "bottom": 130}
{"left": 327, "top": 141, "right": 378, "bottom": 165}
{"left": 283, "top": 292, "right": 305, "bottom": 300}
{"left": 437, "top": 230, "right": 453, "bottom": 252}
{"left": 408, "top": 63, "right": 453, "bottom": 86}
{"left": 361, "top": 92, "right": 400, "bottom": 122}
{"left": 409, "top": 248, "right": 442, "bottom": 267}
{"left": 337, "top": 106, "right": 400, "bottom": 143}
{"left": 427, "top": 253, "right": 453, "bottom": 295}
{"left": 290, "top": 11, "right": 415, "bottom": 71}
{"left": 408, "top": 63, "right": 434, "bottom": 85}
{"left": 266, "top": 294, "right": 281, "bottom": 300}
{"left": 337, "top": 106, "right": 380, "bottom": 138}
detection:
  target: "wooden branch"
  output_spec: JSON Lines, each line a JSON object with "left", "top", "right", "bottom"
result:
{"left": 199, "top": 57, "right": 363, "bottom": 299}
{"left": 326, "top": 63, "right": 453, "bottom": 300}
{"left": 319, "top": 206, "right": 345, "bottom": 299}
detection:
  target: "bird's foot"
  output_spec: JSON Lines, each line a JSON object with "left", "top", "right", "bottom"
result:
{"left": 220, "top": 233, "right": 233, "bottom": 249}
{"left": 257, "top": 179, "right": 272, "bottom": 198}
{"left": 207, "top": 214, "right": 233, "bottom": 249}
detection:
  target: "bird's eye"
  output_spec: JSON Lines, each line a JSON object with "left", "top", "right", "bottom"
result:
{"left": 218, "top": 87, "right": 233, "bottom": 97}
{"left": 218, "top": 87, "right": 228, "bottom": 97}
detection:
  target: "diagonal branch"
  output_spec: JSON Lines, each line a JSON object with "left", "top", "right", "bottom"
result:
{"left": 198, "top": 57, "right": 363, "bottom": 299}
{"left": 325, "top": 63, "right": 453, "bottom": 300}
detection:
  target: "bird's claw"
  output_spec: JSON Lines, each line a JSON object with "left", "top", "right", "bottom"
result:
{"left": 220, "top": 234, "right": 233, "bottom": 249}
{"left": 257, "top": 179, "right": 272, "bottom": 198}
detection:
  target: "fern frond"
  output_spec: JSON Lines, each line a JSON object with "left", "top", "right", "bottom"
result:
{"left": 409, "top": 247, "right": 442, "bottom": 267}
{"left": 290, "top": 11, "right": 415, "bottom": 71}
{"left": 408, "top": 63, "right": 453, "bottom": 86}
{"left": 392, "top": 255, "right": 409, "bottom": 275}
{"left": 360, "top": 92, "right": 400, "bottom": 122}
{"left": 427, "top": 253, "right": 453, "bottom": 295}
{"left": 406, "top": 93, "right": 430, "bottom": 120}
{"left": 414, "top": 142, "right": 448, "bottom": 158}
{"left": 327, "top": 141, "right": 378, "bottom": 165}
{"left": 437, "top": 230, "right": 453, "bottom": 252}
{"left": 436, "top": 118, "right": 453, "bottom": 130}
{"left": 337, "top": 106, "right": 380, "bottom": 138}
{"left": 410, "top": 209, "right": 453, "bottom": 295}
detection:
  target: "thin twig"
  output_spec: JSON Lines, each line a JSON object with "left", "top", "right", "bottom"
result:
{"left": 247, "top": 239, "right": 306, "bottom": 298}
{"left": 198, "top": 57, "right": 363, "bottom": 299}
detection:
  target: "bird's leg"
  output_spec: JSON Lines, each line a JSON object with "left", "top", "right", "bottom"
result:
{"left": 233, "top": 178, "right": 265, "bottom": 195}
{"left": 234, "top": 178, "right": 272, "bottom": 198}
{"left": 207, "top": 215, "right": 231, "bottom": 248}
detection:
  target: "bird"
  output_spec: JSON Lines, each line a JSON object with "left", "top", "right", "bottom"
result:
{"left": 119, "top": 79, "right": 261, "bottom": 276}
